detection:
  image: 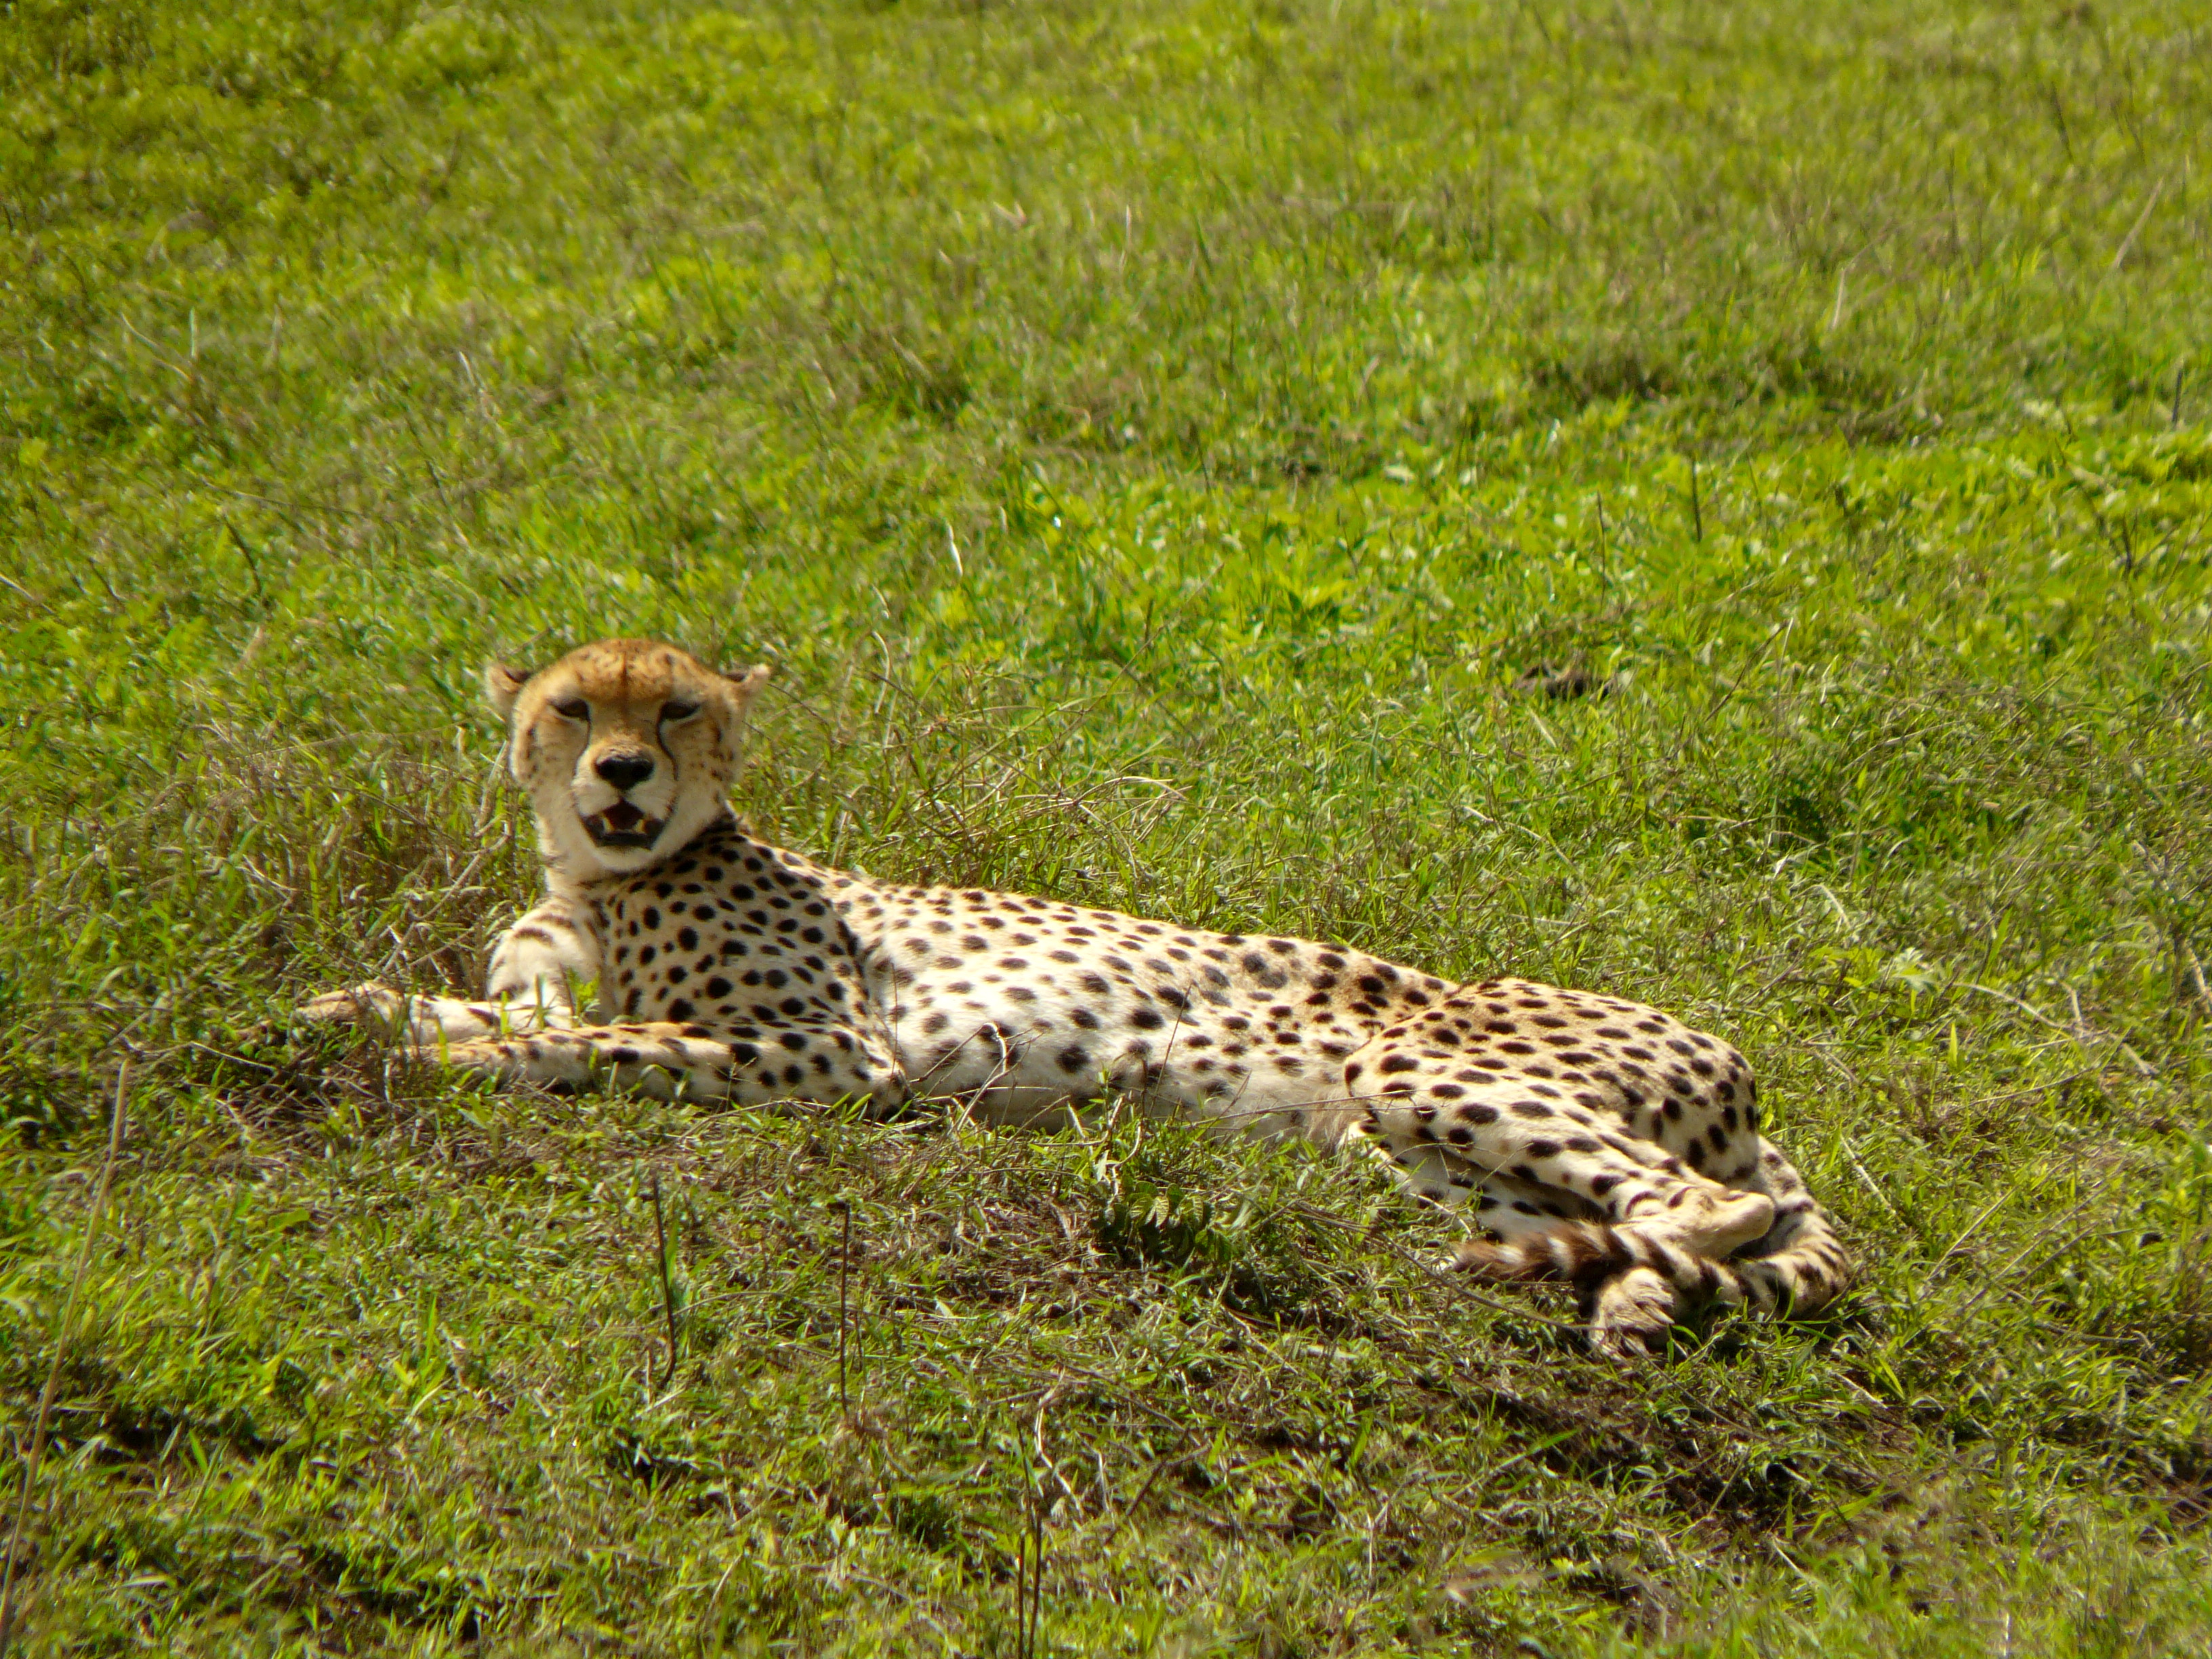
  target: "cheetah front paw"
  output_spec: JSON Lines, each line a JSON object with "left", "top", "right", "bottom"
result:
{"left": 296, "top": 983, "right": 411, "bottom": 1030}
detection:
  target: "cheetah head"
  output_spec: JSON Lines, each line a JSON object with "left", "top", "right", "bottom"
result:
{"left": 486, "top": 638, "right": 772, "bottom": 882}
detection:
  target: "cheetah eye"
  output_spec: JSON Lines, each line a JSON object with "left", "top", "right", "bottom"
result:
{"left": 661, "top": 700, "right": 701, "bottom": 722}
{"left": 552, "top": 697, "right": 589, "bottom": 720}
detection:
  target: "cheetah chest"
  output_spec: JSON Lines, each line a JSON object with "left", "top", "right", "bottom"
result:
{"left": 593, "top": 831, "right": 875, "bottom": 1049}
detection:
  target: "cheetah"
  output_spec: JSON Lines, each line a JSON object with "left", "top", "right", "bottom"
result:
{"left": 300, "top": 637, "right": 1853, "bottom": 1355}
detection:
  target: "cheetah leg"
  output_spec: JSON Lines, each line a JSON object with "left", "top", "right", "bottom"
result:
{"left": 430, "top": 1017, "right": 906, "bottom": 1110}
{"left": 1723, "top": 1137, "right": 1856, "bottom": 1317}
{"left": 1460, "top": 1170, "right": 1715, "bottom": 1356}
{"left": 1349, "top": 1073, "right": 1774, "bottom": 1261}
{"left": 1572, "top": 1141, "right": 1854, "bottom": 1339}
{"left": 1418, "top": 1164, "right": 1688, "bottom": 1355}
{"left": 483, "top": 893, "right": 600, "bottom": 1019}
{"left": 1583, "top": 1268, "right": 1681, "bottom": 1359}
{"left": 298, "top": 896, "right": 601, "bottom": 1046}
{"left": 298, "top": 982, "right": 577, "bottom": 1046}
{"left": 1454, "top": 1171, "right": 1687, "bottom": 1359}
{"left": 1341, "top": 1042, "right": 1781, "bottom": 1355}
{"left": 1349, "top": 1101, "right": 1758, "bottom": 1354}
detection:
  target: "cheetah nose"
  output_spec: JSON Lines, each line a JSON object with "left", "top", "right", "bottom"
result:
{"left": 593, "top": 751, "right": 656, "bottom": 792}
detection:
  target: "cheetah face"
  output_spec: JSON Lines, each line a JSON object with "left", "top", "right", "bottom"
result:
{"left": 485, "top": 638, "right": 772, "bottom": 881}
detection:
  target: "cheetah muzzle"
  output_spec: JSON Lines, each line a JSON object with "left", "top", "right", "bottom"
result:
{"left": 299, "top": 636, "right": 1857, "bottom": 1359}
{"left": 587, "top": 801, "right": 663, "bottom": 848}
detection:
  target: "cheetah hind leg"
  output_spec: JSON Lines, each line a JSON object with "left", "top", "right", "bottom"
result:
{"left": 1458, "top": 1174, "right": 1682, "bottom": 1357}
{"left": 1581, "top": 1267, "right": 1680, "bottom": 1359}
{"left": 1584, "top": 1223, "right": 1775, "bottom": 1359}
{"left": 1468, "top": 1172, "right": 1678, "bottom": 1354}
{"left": 1618, "top": 1188, "right": 1772, "bottom": 1347}
{"left": 1345, "top": 1133, "right": 1752, "bottom": 1356}
{"left": 1458, "top": 1183, "right": 1774, "bottom": 1357}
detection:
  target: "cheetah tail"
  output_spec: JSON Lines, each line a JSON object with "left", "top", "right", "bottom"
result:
{"left": 1455, "top": 1202, "right": 1854, "bottom": 1321}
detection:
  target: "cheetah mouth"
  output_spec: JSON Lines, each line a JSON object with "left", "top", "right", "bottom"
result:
{"left": 585, "top": 802, "right": 665, "bottom": 848}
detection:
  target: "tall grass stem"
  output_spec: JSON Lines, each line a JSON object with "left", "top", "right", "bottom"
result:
{"left": 0, "top": 1061, "right": 131, "bottom": 1658}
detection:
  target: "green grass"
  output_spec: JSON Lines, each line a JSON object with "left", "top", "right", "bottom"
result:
{"left": 5, "top": 0, "right": 2212, "bottom": 1650}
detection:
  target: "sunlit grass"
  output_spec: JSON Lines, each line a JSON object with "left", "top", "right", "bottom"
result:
{"left": 3, "top": 0, "right": 2211, "bottom": 1651}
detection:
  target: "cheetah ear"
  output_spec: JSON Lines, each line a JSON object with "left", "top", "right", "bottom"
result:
{"left": 484, "top": 660, "right": 532, "bottom": 721}
{"left": 724, "top": 663, "right": 772, "bottom": 708}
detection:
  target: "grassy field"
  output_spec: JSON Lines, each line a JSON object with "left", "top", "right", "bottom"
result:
{"left": 5, "top": 0, "right": 2212, "bottom": 1650}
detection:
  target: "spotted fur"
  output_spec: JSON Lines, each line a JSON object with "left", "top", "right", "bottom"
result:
{"left": 301, "top": 638, "right": 1854, "bottom": 1356}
